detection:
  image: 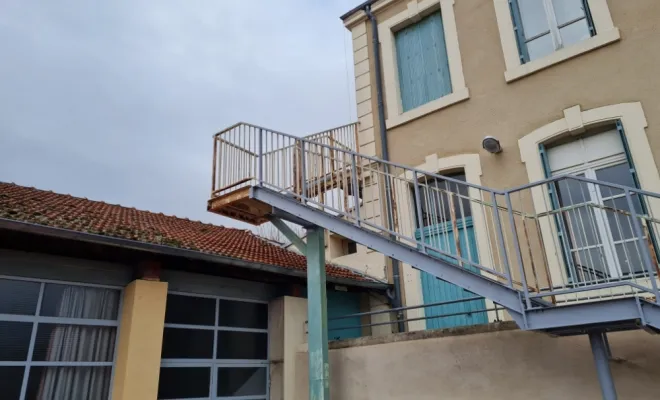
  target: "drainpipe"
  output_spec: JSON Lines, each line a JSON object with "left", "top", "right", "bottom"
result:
{"left": 364, "top": 5, "right": 406, "bottom": 333}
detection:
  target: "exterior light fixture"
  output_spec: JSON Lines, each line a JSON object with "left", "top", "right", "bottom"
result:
{"left": 482, "top": 136, "right": 502, "bottom": 154}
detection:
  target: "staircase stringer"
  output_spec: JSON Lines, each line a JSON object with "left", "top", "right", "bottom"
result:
{"left": 250, "top": 186, "right": 525, "bottom": 315}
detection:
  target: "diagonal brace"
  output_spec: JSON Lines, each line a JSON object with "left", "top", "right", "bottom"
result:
{"left": 270, "top": 217, "right": 307, "bottom": 255}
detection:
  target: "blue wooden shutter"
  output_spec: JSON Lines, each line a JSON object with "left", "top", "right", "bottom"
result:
{"left": 395, "top": 11, "right": 452, "bottom": 112}
{"left": 508, "top": 0, "right": 529, "bottom": 63}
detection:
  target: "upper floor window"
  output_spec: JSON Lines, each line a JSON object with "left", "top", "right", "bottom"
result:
{"left": 395, "top": 11, "right": 452, "bottom": 112}
{"left": 379, "top": 0, "right": 469, "bottom": 129}
{"left": 511, "top": 0, "right": 595, "bottom": 61}
{"left": 495, "top": 0, "right": 619, "bottom": 82}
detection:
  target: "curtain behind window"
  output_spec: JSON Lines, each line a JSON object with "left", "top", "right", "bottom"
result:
{"left": 37, "top": 287, "right": 119, "bottom": 400}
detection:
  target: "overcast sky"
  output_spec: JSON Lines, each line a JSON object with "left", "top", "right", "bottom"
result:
{"left": 0, "top": 0, "right": 358, "bottom": 229}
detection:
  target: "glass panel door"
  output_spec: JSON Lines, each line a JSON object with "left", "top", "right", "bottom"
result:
{"left": 556, "top": 174, "right": 613, "bottom": 282}
{"left": 594, "top": 163, "right": 647, "bottom": 276}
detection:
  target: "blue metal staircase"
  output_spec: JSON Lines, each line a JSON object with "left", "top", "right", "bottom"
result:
{"left": 208, "top": 122, "right": 660, "bottom": 399}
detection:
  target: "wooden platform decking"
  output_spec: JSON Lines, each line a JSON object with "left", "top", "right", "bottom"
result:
{"left": 209, "top": 166, "right": 363, "bottom": 225}
{"left": 207, "top": 186, "right": 272, "bottom": 225}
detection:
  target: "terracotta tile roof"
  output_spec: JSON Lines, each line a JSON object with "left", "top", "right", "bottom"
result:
{"left": 0, "top": 182, "right": 379, "bottom": 284}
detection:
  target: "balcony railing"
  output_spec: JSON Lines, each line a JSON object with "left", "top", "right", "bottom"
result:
{"left": 209, "top": 122, "right": 660, "bottom": 308}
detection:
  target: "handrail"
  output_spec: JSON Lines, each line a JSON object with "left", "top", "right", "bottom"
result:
{"left": 211, "top": 121, "right": 660, "bottom": 309}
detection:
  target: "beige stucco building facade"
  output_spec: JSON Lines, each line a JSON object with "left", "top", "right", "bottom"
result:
{"left": 339, "top": 0, "right": 660, "bottom": 328}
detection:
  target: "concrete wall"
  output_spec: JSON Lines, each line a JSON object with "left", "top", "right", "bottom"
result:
{"left": 294, "top": 324, "right": 660, "bottom": 400}
{"left": 340, "top": 0, "right": 660, "bottom": 319}
{"left": 112, "top": 279, "right": 168, "bottom": 400}
{"left": 347, "top": 0, "right": 660, "bottom": 176}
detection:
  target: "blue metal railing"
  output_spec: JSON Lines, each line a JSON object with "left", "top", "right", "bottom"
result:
{"left": 212, "top": 122, "right": 660, "bottom": 313}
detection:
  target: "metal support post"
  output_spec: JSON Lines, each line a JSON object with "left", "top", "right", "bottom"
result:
{"left": 589, "top": 331, "right": 617, "bottom": 400}
{"left": 306, "top": 226, "right": 330, "bottom": 400}
{"left": 269, "top": 217, "right": 306, "bottom": 255}
{"left": 602, "top": 332, "right": 612, "bottom": 360}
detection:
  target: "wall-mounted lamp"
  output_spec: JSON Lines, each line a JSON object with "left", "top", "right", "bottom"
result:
{"left": 482, "top": 136, "right": 502, "bottom": 154}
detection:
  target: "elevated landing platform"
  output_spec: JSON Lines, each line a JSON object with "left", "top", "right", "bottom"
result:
{"left": 208, "top": 186, "right": 272, "bottom": 225}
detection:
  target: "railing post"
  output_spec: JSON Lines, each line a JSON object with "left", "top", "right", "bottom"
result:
{"left": 625, "top": 190, "right": 660, "bottom": 302}
{"left": 491, "top": 191, "right": 514, "bottom": 287}
{"left": 300, "top": 140, "right": 307, "bottom": 202}
{"left": 257, "top": 128, "right": 263, "bottom": 186}
{"left": 505, "top": 192, "right": 532, "bottom": 309}
{"left": 211, "top": 136, "right": 218, "bottom": 193}
{"left": 412, "top": 172, "right": 426, "bottom": 254}
{"left": 350, "top": 154, "right": 361, "bottom": 226}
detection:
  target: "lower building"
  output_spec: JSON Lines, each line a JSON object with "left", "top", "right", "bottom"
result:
{"left": 0, "top": 182, "right": 388, "bottom": 400}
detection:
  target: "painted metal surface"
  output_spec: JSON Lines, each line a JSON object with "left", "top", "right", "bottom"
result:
{"left": 395, "top": 10, "right": 452, "bottom": 112}
{"left": 305, "top": 227, "right": 330, "bottom": 400}
{"left": 252, "top": 187, "right": 524, "bottom": 313}
{"left": 589, "top": 332, "right": 618, "bottom": 399}
{"left": 327, "top": 290, "right": 363, "bottom": 340}
{"left": 416, "top": 218, "right": 488, "bottom": 329}
{"left": 214, "top": 122, "right": 660, "bottom": 328}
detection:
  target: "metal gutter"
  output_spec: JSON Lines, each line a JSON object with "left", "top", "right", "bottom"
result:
{"left": 0, "top": 218, "right": 389, "bottom": 290}
{"left": 364, "top": 5, "right": 406, "bottom": 333}
{"left": 340, "top": 0, "right": 378, "bottom": 21}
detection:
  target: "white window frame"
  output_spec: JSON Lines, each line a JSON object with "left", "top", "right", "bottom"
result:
{"left": 380, "top": 0, "right": 469, "bottom": 129}
{"left": 493, "top": 0, "right": 620, "bottom": 82}
{"left": 519, "top": 102, "right": 660, "bottom": 296}
{"left": 159, "top": 290, "right": 269, "bottom": 400}
{"left": 0, "top": 275, "right": 123, "bottom": 400}
{"left": 551, "top": 154, "right": 641, "bottom": 281}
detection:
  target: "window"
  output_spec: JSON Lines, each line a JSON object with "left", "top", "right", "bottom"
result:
{"left": 346, "top": 240, "right": 358, "bottom": 255}
{"left": 543, "top": 126, "right": 651, "bottom": 282}
{"left": 511, "top": 0, "right": 594, "bottom": 62}
{"left": 395, "top": 11, "right": 452, "bottom": 112}
{"left": 495, "top": 0, "right": 619, "bottom": 81}
{"left": 159, "top": 293, "right": 268, "bottom": 400}
{"left": 415, "top": 173, "right": 472, "bottom": 228}
{"left": 0, "top": 277, "right": 121, "bottom": 400}
{"left": 379, "top": 0, "right": 469, "bottom": 128}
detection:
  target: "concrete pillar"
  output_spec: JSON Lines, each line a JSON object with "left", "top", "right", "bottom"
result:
{"left": 369, "top": 293, "right": 393, "bottom": 336}
{"left": 111, "top": 279, "right": 168, "bottom": 400}
{"left": 269, "top": 296, "right": 309, "bottom": 400}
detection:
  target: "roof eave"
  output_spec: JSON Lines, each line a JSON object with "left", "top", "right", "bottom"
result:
{"left": 340, "top": 0, "right": 376, "bottom": 21}
{"left": 0, "top": 218, "right": 389, "bottom": 290}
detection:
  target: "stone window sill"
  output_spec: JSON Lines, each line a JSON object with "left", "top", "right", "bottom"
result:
{"left": 385, "top": 87, "right": 470, "bottom": 129}
{"left": 505, "top": 28, "right": 621, "bottom": 83}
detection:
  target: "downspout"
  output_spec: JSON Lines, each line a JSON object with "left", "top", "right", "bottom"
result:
{"left": 364, "top": 5, "right": 406, "bottom": 333}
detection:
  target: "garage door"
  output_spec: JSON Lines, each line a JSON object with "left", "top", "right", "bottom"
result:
{"left": 158, "top": 291, "right": 269, "bottom": 400}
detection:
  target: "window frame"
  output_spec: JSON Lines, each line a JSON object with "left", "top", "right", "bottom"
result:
{"left": 0, "top": 275, "right": 123, "bottom": 400}
{"left": 159, "top": 290, "right": 269, "bottom": 400}
{"left": 493, "top": 0, "right": 620, "bottom": 82}
{"left": 379, "top": 0, "right": 469, "bottom": 129}
{"left": 519, "top": 102, "right": 660, "bottom": 299}
{"left": 511, "top": 0, "right": 596, "bottom": 63}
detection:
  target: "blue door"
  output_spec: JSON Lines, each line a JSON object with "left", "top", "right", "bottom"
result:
{"left": 327, "top": 290, "right": 362, "bottom": 340}
{"left": 414, "top": 174, "right": 487, "bottom": 330}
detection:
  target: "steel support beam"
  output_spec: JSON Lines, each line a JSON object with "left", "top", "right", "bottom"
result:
{"left": 269, "top": 217, "right": 307, "bottom": 255}
{"left": 524, "top": 297, "right": 659, "bottom": 332}
{"left": 306, "top": 226, "right": 330, "bottom": 400}
{"left": 251, "top": 187, "right": 524, "bottom": 313}
{"left": 589, "top": 332, "right": 618, "bottom": 400}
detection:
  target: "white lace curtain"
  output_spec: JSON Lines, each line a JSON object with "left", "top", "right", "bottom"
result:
{"left": 37, "top": 286, "right": 119, "bottom": 400}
